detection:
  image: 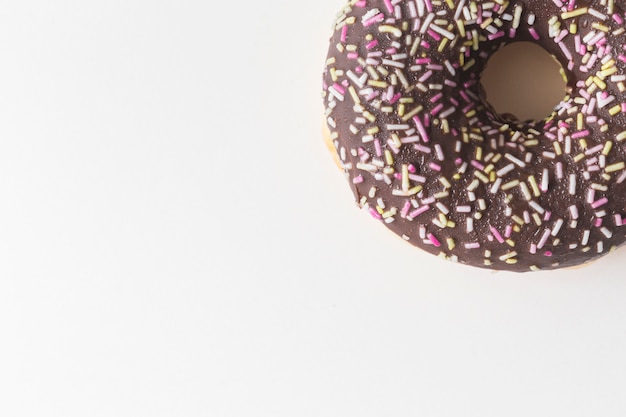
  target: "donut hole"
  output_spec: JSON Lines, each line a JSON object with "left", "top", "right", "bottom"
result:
{"left": 480, "top": 42, "right": 567, "bottom": 122}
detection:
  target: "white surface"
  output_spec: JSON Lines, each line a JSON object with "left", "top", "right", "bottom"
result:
{"left": 0, "top": 1, "right": 625, "bottom": 416}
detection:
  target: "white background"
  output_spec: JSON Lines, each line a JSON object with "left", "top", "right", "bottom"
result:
{"left": 0, "top": 1, "right": 625, "bottom": 416}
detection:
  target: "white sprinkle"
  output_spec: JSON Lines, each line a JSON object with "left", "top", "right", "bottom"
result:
{"left": 505, "top": 153, "right": 526, "bottom": 167}
{"left": 436, "top": 202, "right": 450, "bottom": 215}
{"left": 551, "top": 219, "right": 564, "bottom": 236}
{"left": 582, "top": 230, "right": 590, "bottom": 246}
{"left": 496, "top": 164, "right": 515, "bottom": 177}
{"left": 569, "top": 174, "right": 576, "bottom": 195}
{"left": 537, "top": 229, "right": 551, "bottom": 249}
{"left": 529, "top": 201, "right": 545, "bottom": 214}
{"left": 601, "top": 227, "right": 613, "bottom": 238}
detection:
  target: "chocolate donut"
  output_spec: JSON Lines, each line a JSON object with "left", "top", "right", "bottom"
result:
{"left": 322, "top": 0, "right": 626, "bottom": 272}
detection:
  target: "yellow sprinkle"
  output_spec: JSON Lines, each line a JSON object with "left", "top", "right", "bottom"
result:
{"left": 512, "top": 215, "right": 524, "bottom": 226}
{"left": 438, "top": 38, "right": 449, "bottom": 53}
{"left": 561, "top": 8, "right": 588, "bottom": 20}
{"left": 592, "top": 22, "right": 610, "bottom": 32}
{"left": 368, "top": 80, "right": 388, "bottom": 88}
{"left": 602, "top": 142, "right": 613, "bottom": 155}
{"left": 599, "top": 67, "right": 618, "bottom": 78}
{"left": 348, "top": 86, "right": 360, "bottom": 104}
{"left": 440, "top": 177, "right": 452, "bottom": 189}
{"left": 363, "top": 111, "right": 376, "bottom": 123}
{"left": 577, "top": 113, "right": 584, "bottom": 130}
{"left": 457, "top": 20, "right": 466, "bottom": 37}
{"left": 532, "top": 213, "right": 542, "bottom": 226}
{"left": 609, "top": 104, "right": 622, "bottom": 116}
{"left": 616, "top": 131, "right": 626, "bottom": 141}
{"left": 605, "top": 162, "right": 625, "bottom": 173}
{"left": 463, "top": 59, "right": 476, "bottom": 71}
{"left": 579, "top": 139, "right": 587, "bottom": 149}
{"left": 594, "top": 77, "right": 607, "bottom": 89}
{"left": 480, "top": 18, "right": 494, "bottom": 29}
{"left": 401, "top": 105, "right": 423, "bottom": 122}
{"left": 385, "top": 150, "right": 394, "bottom": 166}
{"left": 378, "top": 25, "right": 402, "bottom": 38}
{"left": 367, "top": 126, "right": 379, "bottom": 135}
{"left": 528, "top": 176, "right": 540, "bottom": 197}
{"left": 574, "top": 153, "right": 585, "bottom": 163}
{"left": 447, "top": 238, "right": 456, "bottom": 250}
{"left": 474, "top": 171, "right": 489, "bottom": 183}
{"left": 501, "top": 180, "right": 520, "bottom": 190}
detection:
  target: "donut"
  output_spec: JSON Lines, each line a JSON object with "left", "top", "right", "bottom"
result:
{"left": 322, "top": 0, "right": 626, "bottom": 272}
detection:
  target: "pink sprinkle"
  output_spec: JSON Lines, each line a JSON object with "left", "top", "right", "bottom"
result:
{"left": 401, "top": 201, "right": 411, "bottom": 218}
{"left": 471, "top": 160, "right": 485, "bottom": 170}
{"left": 530, "top": 244, "right": 537, "bottom": 254}
{"left": 428, "top": 233, "right": 441, "bottom": 247}
{"left": 408, "top": 164, "right": 417, "bottom": 173}
{"left": 430, "top": 93, "right": 443, "bottom": 103}
{"left": 488, "top": 31, "right": 505, "bottom": 41}
{"left": 389, "top": 93, "right": 402, "bottom": 104}
{"left": 614, "top": 214, "right": 622, "bottom": 226}
{"left": 430, "top": 103, "right": 444, "bottom": 116}
{"left": 529, "top": 28, "right": 540, "bottom": 40}
{"left": 465, "top": 242, "right": 480, "bottom": 249}
{"left": 363, "top": 14, "right": 384, "bottom": 27}
{"left": 572, "top": 130, "right": 589, "bottom": 139}
{"left": 415, "top": 58, "right": 431, "bottom": 65}
{"left": 409, "top": 205, "right": 430, "bottom": 218}
{"left": 490, "top": 226, "right": 505, "bottom": 243}
{"left": 427, "top": 30, "right": 442, "bottom": 42}
{"left": 347, "top": 52, "right": 359, "bottom": 60}
{"left": 369, "top": 208, "right": 382, "bottom": 220}
{"left": 383, "top": 0, "right": 393, "bottom": 13}
{"left": 455, "top": 158, "right": 463, "bottom": 165}
{"left": 412, "top": 116, "right": 430, "bottom": 142}
{"left": 429, "top": 162, "right": 442, "bottom": 172}
{"left": 595, "top": 218, "right": 603, "bottom": 227}
{"left": 374, "top": 139, "right": 382, "bottom": 157}
{"left": 341, "top": 25, "right": 348, "bottom": 43}
{"left": 544, "top": 251, "right": 553, "bottom": 257}
{"left": 366, "top": 40, "right": 379, "bottom": 49}
{"left": 614, "top": 13, "right": 624, "bottom": 24}
{"left": 591, "top": 197, "right": 608, "bottom": 209}
{"left": 505, "top": 225, "right": 513, "bottom": 238}
{"left": 353, "top": 176, "right": 364, "bottom": 184}
{"left": 567, "top": 0, "right": 575, "bottom": 11}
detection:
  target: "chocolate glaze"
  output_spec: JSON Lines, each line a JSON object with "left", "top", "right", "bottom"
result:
{"left": 322, "top": 0, "right": 626, "bottom": 272}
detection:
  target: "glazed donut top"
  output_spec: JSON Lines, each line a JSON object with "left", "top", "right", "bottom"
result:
{"left": 322, "top": 0, "right": 626, "bottom": 272}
